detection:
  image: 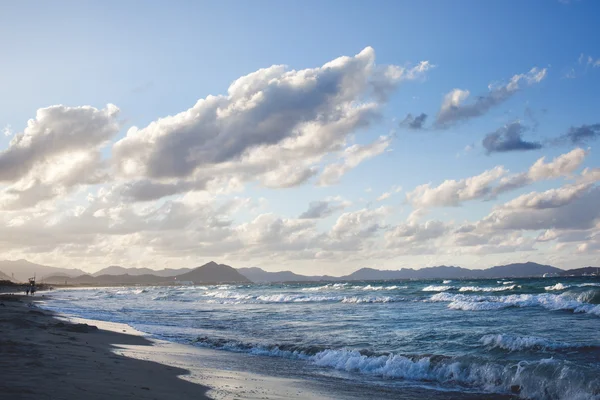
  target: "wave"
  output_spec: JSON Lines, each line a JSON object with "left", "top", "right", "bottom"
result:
{"left": 545, "top": 283, "right": 570, "bottom": 291}
{"left": 480, "top": 334, "right": 585, "bottom": 352}
{"left": 458, "top": 285, "right": 517, "bottom": 292}
{"left": 430, "top": 292, "right": 600, "bottom": 317}
{"left": 193, "top": 337, "right": 599, "bottom": 400}
{"left": 301, "top": 283, "right": 349, "bottom": 291}
{"left": 443, "top": 280, "right": 452, "bottom": 284}
{"left": 422, "top": 285, "right": 455, "bottom": 292}
{"left": 498, "top": 281, "right": 515, "bottom": 285}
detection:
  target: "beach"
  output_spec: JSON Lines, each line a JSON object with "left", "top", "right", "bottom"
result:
{"left": 0, "top": 293, "right": 213, "bottom": 400}
{"left": 0, "top": 290, "right": 517, "bottom": 400}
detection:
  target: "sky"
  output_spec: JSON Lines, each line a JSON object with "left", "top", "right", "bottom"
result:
{"left": 0, "top": 0, "right": 599, "bottom": 275}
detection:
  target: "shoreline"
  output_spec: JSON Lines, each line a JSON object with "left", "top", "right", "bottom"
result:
{"left": 0, "top": 293, "right": 343, "bottom": 399}
{"left": 0, "top": 293, "right": 211, "bottom": 400}
{"left": 1, "top": 292, "right": 515, "bottom": 400}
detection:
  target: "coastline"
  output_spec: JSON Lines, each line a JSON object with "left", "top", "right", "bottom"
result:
{"left": 1, "top": 292, "right": 515, "bottom": 400}
{"left": 0, "top": 293, "right": 341, "bottom": 400}
{"left": 0, "top": 293, "right": 210, "bottom": 400}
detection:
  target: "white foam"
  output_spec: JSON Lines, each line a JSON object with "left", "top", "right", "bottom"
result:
{"left": 480, "top": 334, "right": 578, "bottom": 352}
{"left": 545, "top": 283, "right": 570, "bottom": 291}
{"left": 422, "top": 285, "right": 455, "bottom": 292}
{"left": 459, "top": 285, "right": 517, "bottom": 292}
{"left": 443, "top": 280, "right": 452, "bottom": 284}
{"left": 302, "top": 283, "right": 348, "bottom": 291}
{"left": 429, "top": 292, "right": 600, "bottom": 317}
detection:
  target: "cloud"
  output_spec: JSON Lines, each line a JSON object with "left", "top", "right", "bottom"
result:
{"left": 299, "top": 198, "right": 349, "bottom": 219}
{"left": 0, "top": 105, "right": 120, "bottom": 209}
{"left": 385, "top": 220, "right": 448, "bottom": 247}
{"left": 400, "top": 113, "right": 428, "bottom": 129}
{"left": 407, "top": 148, "right": 587, "bottom": 208}
{"left": 435, "top": 67, "right": 547, "bottom": 127}
{"left": 500, "top": 183, "right": 592, "bottom": 210}
{"left": 376, "top": 192, "right": 391, "bottom": 201}
{"left": 329, "top": 206, "right": 390, "bottom": 241}
{"left": 2, "top": 124, "right": 12, "bottom": 137}
{"left": 480, "top": 186, "right": 600, "bottom": 231}
{"left": 482, "top": 121, "right": 542, "bottom": 154}
{"left": 579, "top": 167, "right": 600, "bottom": 184}
{"left": 317, "top": 136, "right": 391, "bottom": 186}
{"left": 0, "top": 104, "right": 119, "bottom": 183}
{"left": 560, "top": 124, "right": 600, "bottom": 144}
{"left": 112, "top": 48, "right": 429, "bottom": 200}
{"left": 406, "top": 166, "right": 506, "bottom": 208}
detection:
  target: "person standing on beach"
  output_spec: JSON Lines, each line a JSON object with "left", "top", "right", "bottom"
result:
{"left": 25, "top": 287, "right": 29, "bottom": 295}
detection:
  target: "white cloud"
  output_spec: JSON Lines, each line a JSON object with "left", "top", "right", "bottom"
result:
{"left": 0, "top": 104, "right": 120, "bottom": 209}
{"left": 407, "top": 148, "right": 588, "bottom": 208}
{"left": 2, "top": 124, "right": 12, "bottom": 137}
{"left": 113, "top": 48, "right": 428, "bottom": 200}
{"left": 317, "top": 136, "right": 391, "bottom": 186}
{"left": 435, "top": 67, "right": 547, "bottom": 127}
{"left": 406, "top": 166, "right": 506, "bottom": 208}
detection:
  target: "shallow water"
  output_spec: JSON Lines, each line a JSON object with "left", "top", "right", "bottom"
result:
{"left": 42, "top": 277, "right": 600, "bottom": 399}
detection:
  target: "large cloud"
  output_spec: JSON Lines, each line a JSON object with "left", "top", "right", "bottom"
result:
{"left": 0, "top": 104, "right": 119, "bottom": 182}
{"left": 112, "top": 48, "right": 430, "bottom": 200}
{"left": 435, "top": 67, "right": 546, "bottom": 127}
{"left": 0, "top": 104, "right": 120, "bottom": 209}
{"left": 406, "top": 148, "right": 587, "bottom": 208}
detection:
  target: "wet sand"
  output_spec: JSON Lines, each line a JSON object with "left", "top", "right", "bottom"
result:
{"left": 0, "top": 293, "right": 210, "bottom": 400}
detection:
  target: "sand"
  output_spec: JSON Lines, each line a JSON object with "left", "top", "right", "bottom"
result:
{"left": 0, "top": 293, "right": 210, "bottom": 400}
{"left": 0, "top": 292, "right": 513, "bottom": 400}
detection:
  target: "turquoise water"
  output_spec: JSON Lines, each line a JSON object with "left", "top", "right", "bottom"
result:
{"left": 43, "top": 277, "right": 600, "bottom": 399}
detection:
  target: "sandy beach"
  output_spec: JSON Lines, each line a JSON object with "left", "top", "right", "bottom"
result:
{"left": 0, "top": 293, "right": 211, "bottom": 400}
{"left": 0, "top": 293, "right": 353, "bottom": 400}
{"left": 0, "top": 291, "right": 513, "bottom": 400}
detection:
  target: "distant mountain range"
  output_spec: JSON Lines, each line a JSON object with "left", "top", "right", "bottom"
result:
{"left": 43, "top": 262, "right": 250, "bottom": 285}
{"left": 0, "top": 259, "right": 86, "bottom": 282}
{"left": 0, "top": 259, "right": 597, "bottom": 286}
{"left": 92, "top": 266, "right": 193, "bottom": 277}
{"left": 0, "top": 269, "right": 13, "bottom": 281}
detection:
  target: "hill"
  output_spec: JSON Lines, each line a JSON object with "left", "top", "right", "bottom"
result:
{"left": 0, "top": 260, "right": 86, "bottom": 282}
{"left": 92, "top": 266, "right": 192, "bottom": 277}
{"left": 480, "top": 262, "right": 562, "bottom": 278}
{"left": 560, "top": 267, "right": 600, "bottom": 276}
{"left": 237, "top": 267, "right": 335, "bottom": 282}
{"left": 43, "top": 273, "right": 170, "bottom": 285}
{"left": 0, "top": 270, "right": 14, "bottom": 282}
{"left": 176, "top": 262, "right": 251, "bottom": 283}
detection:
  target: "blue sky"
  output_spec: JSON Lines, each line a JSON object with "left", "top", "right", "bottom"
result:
{"left": 0, "top": 0, "right": 599, "bottom": 274}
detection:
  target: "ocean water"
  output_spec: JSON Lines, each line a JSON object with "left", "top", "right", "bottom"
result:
{"left": 42, "top": 277, "right": 600, "bottom": 400}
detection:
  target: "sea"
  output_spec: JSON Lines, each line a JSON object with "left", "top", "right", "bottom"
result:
{"left": 41, "top": 277, "right": 600, "bottom": 400}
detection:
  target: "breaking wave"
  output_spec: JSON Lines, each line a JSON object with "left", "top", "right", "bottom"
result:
{"left": 193, "top": 337, "right": 600, "bottom": 400}
{"left": 422, "top": 285, "right": 455, "bottom": 292}
{"left": 480, "top": 334, "right": 585, "bottom": 352}
{"left": 458, "top": 285, "right": 517, "bottom": 292}
{"left": 430, "top": 292, "right": 600, "bottom": 316}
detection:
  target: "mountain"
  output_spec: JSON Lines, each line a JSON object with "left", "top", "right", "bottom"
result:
{"left": 92, "top": 266, "right": 192, "bottom": 277}
{"left": 44, "top": 273, "right": 169, "bottom": 285}
{"left": 0, "top": 270, "right": 14, "bottom": 282}
{"left": 341, "top": 262, "right": 563, "bottom": 281}
{"left": 560, "top": 267, "right": 600, "bottom": 276}
{"left": 175, "top": 262, "right": 251, "bottom": 283}
{"left": 0, "top": 260, "right": 86, "bottom": 282}
{"left": 479, "top": 262, "right": 562, "bottom": 278}
{"left": 237, "top": 267, "right": 335, "bottom": 282}
{"left": 46, "top": 261, "right": 250, "bottom": 285}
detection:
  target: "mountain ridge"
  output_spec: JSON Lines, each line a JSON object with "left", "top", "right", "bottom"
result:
{"left": 5, "top": 259, "right": 594, "bottom": 286}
